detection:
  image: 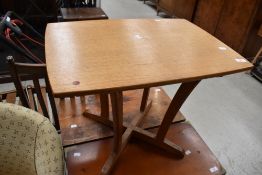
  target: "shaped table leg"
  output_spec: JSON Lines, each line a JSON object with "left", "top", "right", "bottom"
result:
{"left": 154, "top": 80, "right": 200, "bottom": 157}
{"left": 140, "top": 88, "right": 150, "bottom": 112}
{"left": 101, "top": 91, "right": 152, "bottom": 175}
{"left": 100, "top": 92, "right": 123, "bottom": 175}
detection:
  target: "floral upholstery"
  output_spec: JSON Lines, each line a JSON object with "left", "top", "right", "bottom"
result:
{"left": 0, "top": 103, "right": 64, "bottom": 175}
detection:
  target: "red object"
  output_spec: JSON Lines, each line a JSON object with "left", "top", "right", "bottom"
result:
{"left": 3, "top": 18, "right": 44, "bottom": 63}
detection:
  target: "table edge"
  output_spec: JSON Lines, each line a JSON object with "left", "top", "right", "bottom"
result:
{"left": 51, "top": 66, "right": 253, "bottom": 98}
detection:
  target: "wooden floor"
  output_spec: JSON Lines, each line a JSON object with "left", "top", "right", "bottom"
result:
{"left": 60, "top": 88, "right": 225, "bottom": 175}
{"left": 58, "top": 88, "right": 185, "bottom": 146}
{"left": 1, "top": 87, "right": 226, "bottom": 174}
{"left": 65, "top": 123, "right": 226, "bottom": 175}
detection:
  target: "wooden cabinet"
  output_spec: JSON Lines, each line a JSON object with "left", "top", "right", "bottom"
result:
{"left": 157, "top": 0, "right": 262, "bottom": 57}
{"left": 157, "top": 0, "right": 197, "bottom": 20}
{"left": 214, "top": 0, "right": 259, "bottom": 53}
{"left": 242, "top": 5, "right": 262, "bottom": 57}
{"left": 193, "top": 0, "right": 224, "bottom": 34}
{"left": 193, "top": 0, "right": 262, "bottom": 57}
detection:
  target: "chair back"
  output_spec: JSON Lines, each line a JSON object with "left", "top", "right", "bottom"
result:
{"left": 0, "top": 103, "right": 64, "bottom": 175}
{"left": 6, "top": 56, "right": 60, "bottom": 131}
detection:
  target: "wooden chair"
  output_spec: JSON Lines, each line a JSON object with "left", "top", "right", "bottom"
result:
{"left": 0, "top": 12, "right": 96, "bottom": 134}
{"left": 2, "top": 11, "right": 151, "bottom": 142}
{"left": 6, "top": 56, "right": 61, "bottom": 131}
{"left": 7, "top": 56, "right": 151, "bottom": 146}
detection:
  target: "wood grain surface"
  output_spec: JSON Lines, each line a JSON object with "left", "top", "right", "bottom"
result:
{"left": 259, "top": 24, "right": 262, "bottom": 37}
{"left": 193, "top": 0, "right": 225, "bottom": 34}
{"left": 45, "top": 19, "right": 252, "bottom": 97}
{"left": 60, "top": 8, "right": 108, "bottom": 21}
{"left": 59, "top": 87, "right": 185, "bottom": 146}
{"left": 1, "top": 87, "right": 186, "bottom": 146}
{"left": 65, "top": 123, "right": 226, "bottom": 175}
{"left": 214, "top": 0, "right": 260, "bottom": 52}
{"left": 157, "top": 0, "right": 197, "bottom": 20}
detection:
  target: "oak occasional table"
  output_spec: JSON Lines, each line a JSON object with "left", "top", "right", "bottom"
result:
{"left": 45, "top": 19, "right": 253, "bottom": 175}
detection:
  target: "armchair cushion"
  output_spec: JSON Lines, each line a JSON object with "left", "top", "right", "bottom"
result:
{"left": 0, "top": 103, "right": 64, "bottom": 175}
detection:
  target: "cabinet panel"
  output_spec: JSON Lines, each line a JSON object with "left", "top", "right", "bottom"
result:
{"left": 243, "top": 1, "right": 262, "bottom": 57}
{"left": 193, "top": 0, "right": 224, "bottom": 34}
{"left": 215, "top": 0, "right": 258, "bottom": 52}
{"left": 158, "top": 0, "right": 197, "bottom": 20}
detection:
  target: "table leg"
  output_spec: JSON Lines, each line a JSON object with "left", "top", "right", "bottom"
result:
{"left": 90, "top": 82, "right": 200, "bottom": 174}
{"left": 83, "top": 93, "right": 111, "bottom": 127}
{"left": 110, "top": 92, "right": 124, "bottom": 153}
{"left": 131, "top": 81, "right": 200, "bottom": 158}
{"left": 156, "top": 81, "right": 200, "bottom": 141}
{"left": 132, "top": 127, "right": 184, "bottom": 158}
{"left": 140, "top": 88, "right": 150, "bottom": 112}
{"left": 101, "top": 91, "right": 152, "bottom": 175}
{"left": 100, "top": 93, "right": 109, "bottom": 119}
{"left": 101, "top": 91, "right": 123, "bottom": 175}
{"left": 149, "top": 80, "right": 200, "bottom": 157}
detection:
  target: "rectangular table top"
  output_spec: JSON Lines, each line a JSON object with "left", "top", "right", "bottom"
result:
{"left": 45, "top": 19, "right": 252, "bottom": 97}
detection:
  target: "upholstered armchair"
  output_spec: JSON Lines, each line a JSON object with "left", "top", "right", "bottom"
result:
{"left": 0, "top": 103, "right": 64, "bottom": 175}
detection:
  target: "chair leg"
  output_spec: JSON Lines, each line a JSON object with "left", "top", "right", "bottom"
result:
{"left": 156, "top": 7, "right": 160, "bottom": 16}
{"left": 252, "top": 46, "right": 262, "bottom": 64}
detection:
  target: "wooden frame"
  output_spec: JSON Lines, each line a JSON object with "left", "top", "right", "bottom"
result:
{"left": 100, "top": 81, "right": 200, "bottom": 174}
{"left": 7, "top": 56, "right": 60, "bottom": 131}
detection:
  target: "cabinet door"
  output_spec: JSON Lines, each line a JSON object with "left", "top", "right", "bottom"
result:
{"left": 158, "top": 0, "right": 197, "bottom": 20}
{"left": 172, "top": 0, "right": 197, "bottom": 20}
{"left": 158, "top": 0, "right": 175, "bottom": 14}
{"left": 193, "top": 0, "right": 225, "bottom": 34}
{"left": 215, "top": 0, "right": 259, "bottom": 52}
{"left": 243, "top": 1, "right": 262, "bottom": 57}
